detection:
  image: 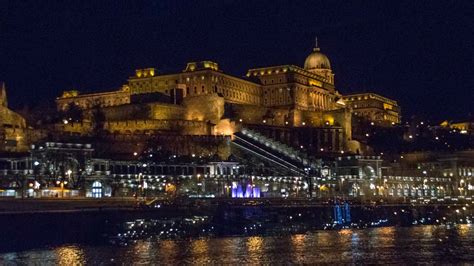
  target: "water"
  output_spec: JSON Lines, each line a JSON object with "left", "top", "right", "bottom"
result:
{"left": 1, "top": 225, "right": 473, "bottom": 264}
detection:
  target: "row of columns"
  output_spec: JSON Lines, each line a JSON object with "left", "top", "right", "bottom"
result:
{"left": 310, "top": 92, "right": 331, "bottom": 110}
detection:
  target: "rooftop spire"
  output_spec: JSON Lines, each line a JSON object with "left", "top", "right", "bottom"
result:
{"left": 0, "top": 82, "right": 6, "bottom": 107}
{"left": 313, "top": 36, "right": 320, "bottom": 51}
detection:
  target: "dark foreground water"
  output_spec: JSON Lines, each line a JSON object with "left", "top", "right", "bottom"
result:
{"left": 1, "top": 225, "right": 473, "bottom": 264}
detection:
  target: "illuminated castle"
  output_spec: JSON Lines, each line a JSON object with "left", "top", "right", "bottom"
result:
{"left": 55, "top": 41, "right": 400, "bottom": 155}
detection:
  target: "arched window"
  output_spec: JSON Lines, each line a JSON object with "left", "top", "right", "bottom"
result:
{"left": 92, "top": 181, "right": 102, "bottom": 198}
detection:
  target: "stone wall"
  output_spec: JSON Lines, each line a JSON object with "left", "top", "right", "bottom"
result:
{"left": 323, "top": 108, "right": 352, "bottom": 141}
{"left": 54, "top": 119, "right": 213, "bottom": 136}
{"left": 231, "top": 104, "right": 292, "bottom": 126}
{"left": 56, "top": 89, "right": 130, "bottom": 111}
{"left": 183, "top": 94, "right": 224, "bottom": 124}
{"left": 96, "top": 134, "right": 231, "bottom": 160}
{"left": 105, "top": 120, "right": 212, "bottom": 135}
{"left": 149, "top": 103, "right": 186, "bottom": 120}
{"left": 84, "top": 102, "right": 186, "bottom": 122}
{"left": 83, "top": 95, "right": 221, "bottom": 125}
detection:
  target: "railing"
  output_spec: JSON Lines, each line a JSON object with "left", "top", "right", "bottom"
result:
{"left": 240, "top": 128, "right": 309, "bottom": 166}
{"left": 233, "top": 127, "right": 313, "bottom": 176}
{"left": 232, "top": 137, "right": 304, "bottom": 176}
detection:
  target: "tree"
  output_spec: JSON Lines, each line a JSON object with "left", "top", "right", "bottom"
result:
{"left": 90, "top": 104, "right": 106, "bottom": 136}
{"left": 37, "top": 150, "right": 87, "bottom": 190}
{"left": 62, "top": 103, "right": 83, "bottom": 123}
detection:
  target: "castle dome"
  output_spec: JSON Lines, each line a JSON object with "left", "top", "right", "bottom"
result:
{"left": 304, "top": 40, "right": 331, "bottom": 70}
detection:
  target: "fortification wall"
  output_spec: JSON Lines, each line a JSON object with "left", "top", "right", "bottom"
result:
{"left": 54, "top": 119, "right": 213, "bottom": 136}
{"left": 104, "top": 120, "right": 211, "bottom": 135}
{"left": 323, "top": 108, "right": 352, "bottom": 141}
{"left": 55, "top": 122, "right": 92, "bottom": 135}
{"left": 294, "top": 109, "right": 324, "bottom": 126}
{"left": 231, "top": 104, "right": 291, "bottom": 126}
{"left": 184, "top": 94, "right": 224, "bottom": 124}
{"left": 149, "top": 103, "right": 186, "bottom": 120}
{"left": 98, "top": 134, "right": 231, "bottom": 159}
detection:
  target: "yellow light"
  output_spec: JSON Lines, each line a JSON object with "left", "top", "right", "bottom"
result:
{"left": 383, "top": 103, "right": 393, "bottom": 110}
{"left": 309, "top": 80, "right": 322, "bottom": 87}
{"left": 135, "top": 69, "right": 143, "bottom": 78}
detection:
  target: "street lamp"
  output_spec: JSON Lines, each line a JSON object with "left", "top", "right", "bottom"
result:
{"left": 460, "top": 179, "right": 466, "bottom": 196}
{"left": 56, "top": 180, "right": 68, "bottom": 198}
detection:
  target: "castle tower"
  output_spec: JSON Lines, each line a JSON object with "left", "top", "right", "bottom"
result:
{"left": 0, "top": 82, "right": 7, "bottom": 107}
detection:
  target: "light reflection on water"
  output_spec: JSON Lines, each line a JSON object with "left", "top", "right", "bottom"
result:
{"left": 1, "top": 225, "right": 473, "bottom": 264}
{"left": 55, "top": 245, "right": 85, "bottom": 265}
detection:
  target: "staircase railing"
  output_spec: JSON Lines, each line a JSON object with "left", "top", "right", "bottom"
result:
{"left": 240, "top": 127, "right": 310, "bottom": 166}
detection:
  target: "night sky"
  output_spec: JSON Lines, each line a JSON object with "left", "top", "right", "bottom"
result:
{"left": 1, "top": 0, "right": 473, "bottom": 122}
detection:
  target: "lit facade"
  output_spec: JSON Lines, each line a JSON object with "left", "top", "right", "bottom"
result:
{"left": 57, "top": 44, "right": 343, "bottom": 124}
{"left": 440, "top": 120, "right": 474, "bottom": 135}
{"left": 342, "top": 93, "right": 401, "bottom": 126}
{"left": 56, "top": 86, "right": 131, "bottom": 111}
{"left": 0, "top": 82, "right": 28, "bottom": 152}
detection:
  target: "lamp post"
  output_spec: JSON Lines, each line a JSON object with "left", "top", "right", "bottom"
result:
{"left": 459, "top": 179, "right": 465, "bottom": 196}
{"left": 138, "top": 172, "right": 143, "bottom": 200}
{"left": 56, "top": 180, "right": 68, "bottom": 198}
{"left": 339, "top": 177, "right": 345, "bottom": 199}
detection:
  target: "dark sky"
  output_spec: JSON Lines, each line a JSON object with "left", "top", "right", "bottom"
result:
{"left": 1, "top": 0, "right": 473, "bottom": 121}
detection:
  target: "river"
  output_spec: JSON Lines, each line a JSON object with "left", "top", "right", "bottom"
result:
{"left": 1, "top": 225, "right": 473, "bottom": 264}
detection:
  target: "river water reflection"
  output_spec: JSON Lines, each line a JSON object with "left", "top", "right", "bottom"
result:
{"left": 1, "top": 225, "right": 473, "bottom": 264}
